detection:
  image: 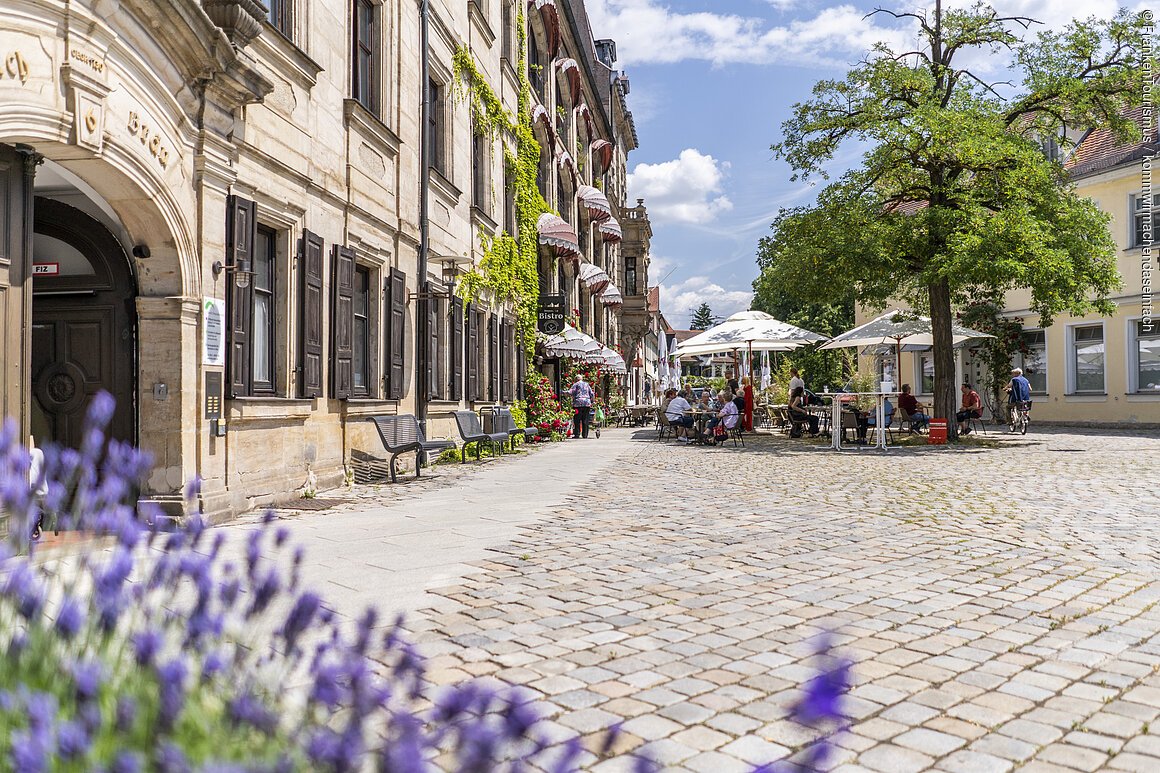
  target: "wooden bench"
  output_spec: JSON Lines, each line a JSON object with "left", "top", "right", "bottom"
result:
{"left": 453, "top": 410, "right": 509, "bottom": 462}
{"left": 366, "top": 415, "right": 456, "bottom": 483}
{"left": 491, "top": 407, "right": 536, "bottom": 449}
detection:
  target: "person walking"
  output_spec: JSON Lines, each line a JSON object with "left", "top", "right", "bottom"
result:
{"left": 569, "top": 373, "right": 596, "bottom": 439}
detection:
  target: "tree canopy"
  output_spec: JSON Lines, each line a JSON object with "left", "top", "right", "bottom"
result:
{"left": 760, "top": 2, "right": 1148, "bottom": 436}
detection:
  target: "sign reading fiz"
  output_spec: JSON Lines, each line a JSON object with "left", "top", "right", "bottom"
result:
{"left": 538, "top": 293, "right": 566, "bottom": 335}
{"left": 33, "top": 263, "right": 59, "bottom": 277}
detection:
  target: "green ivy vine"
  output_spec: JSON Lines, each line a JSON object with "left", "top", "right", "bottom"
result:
{"left": 451, "top": 14, "right": 550, "bottom": 357}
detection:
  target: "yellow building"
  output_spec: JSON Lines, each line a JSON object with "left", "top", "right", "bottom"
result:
{"left": 861, "top": 110, "right": 1158, "bottom": 427}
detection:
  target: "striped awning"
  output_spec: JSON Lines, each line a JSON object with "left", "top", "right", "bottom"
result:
{"left": 598, "top": 217, "right": 622, "bottom": 243}
{"left": 591, "top": 139, "right": 614, "bottom": 174}
{"left": 576, "top": 103, "right": 593, "bottom": 137}
{"left": 557, "top": 150, "right": 578, "bottom": 185}
{"left": 532, "top": 104, "right": 554, "bottom": 141}
{"left": 577, "top": 185, "right": 612, "bottom": 223}
{"left": 600, "top": 284, "right": 623, "bottom": 308}
{"left": 579, "top": 262, "right": 611, "bottom": 294}
{"left": 528, "top": 0, "right": 561, "bottom": 58}
{"left": 537, "top": 213, "right": 580, "bottom": 263}
{"left": 556, "top": 58, "right": 581, "bottom": 104}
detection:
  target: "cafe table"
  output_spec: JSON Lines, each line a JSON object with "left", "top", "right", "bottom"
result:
{"left": 682, "top": 409, "right": 717, "bottom": 443}
{"left": 818, "top": 392, "right": 895, "bottom": 451}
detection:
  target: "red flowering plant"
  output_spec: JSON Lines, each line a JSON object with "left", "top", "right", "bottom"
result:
{"left": 523, "top": 374, "right": 572, "bottom": 440}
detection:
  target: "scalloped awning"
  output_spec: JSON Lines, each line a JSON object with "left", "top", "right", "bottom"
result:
{"left": 537, "top": 213, "right": 580, "bottom": 263}
{"left": 591, "top": 139, "right": 614, "bottom": 174}
{"left": 576, "top": 103, "right": 593, "bottom": 138}
{"left": 599, "top": 217, "right": 622, "bottom": 243}
{"left": 556, "top": 58, "right": 581, "bottom": 104}
{"left": 577, "top": 185, "right": 612, "bottom": 223}
{"left": 557, "top": 150, "right": 578, "bottom": 185}
{"left": 528, "top": 0, "right": 561, "bottom": 58}
{"left": 601, "top": 284, "right": 623, "bottom": 308}
{"left": 531, "top": 104, "right": 554, "bottom": 142}
{"left": 579, "top": 262, "right": 611, "bottom": 295}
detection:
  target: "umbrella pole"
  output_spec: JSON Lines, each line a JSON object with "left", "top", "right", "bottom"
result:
{"left": 896, "top": 338, "right": 902, "bottom": 390}
{"left": 747, "top": 341, "right": 753, "bottom": 382}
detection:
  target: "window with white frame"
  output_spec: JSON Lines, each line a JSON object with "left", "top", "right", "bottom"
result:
{"left": 1018, "top": 330, "right": 1047, "bottom": 393}
{"left": 1133, "top": 193, "right": 1160, "bottom": 248}
{"left": 1132, "top": 320, "right": 1160, "bottom": 392}
{"left": 1071, "top": 324, "right": 1105, "bottom": 393}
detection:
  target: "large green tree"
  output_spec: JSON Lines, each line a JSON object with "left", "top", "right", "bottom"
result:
{"left": 690, "top": 303, "right": 717, "bottom": 330}
{"left": 763, "top": 2, "right": 1147, "bottom": 437}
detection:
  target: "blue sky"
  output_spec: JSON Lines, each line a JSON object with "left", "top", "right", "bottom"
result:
{"left": 585, "top": 0, "right": 1130, "bottom": 327}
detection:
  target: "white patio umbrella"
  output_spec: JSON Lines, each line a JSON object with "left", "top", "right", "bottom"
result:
{"left": 820, "top": 309, "right": 993, "bottom": 384}
{"left": 657, "top": 330, "right": 670, "bottom": 389}
{"left": 673, "top": 310, "right": 827, "bottom": 357}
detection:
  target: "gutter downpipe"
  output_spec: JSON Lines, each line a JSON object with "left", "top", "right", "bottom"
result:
{"left": 417, "top": 0, "right": 431, "bottom": 429}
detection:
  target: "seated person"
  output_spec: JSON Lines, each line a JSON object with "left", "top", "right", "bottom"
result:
{"left": 866, "top": 397, "right": 896, "bottom": 434}
{"left": 957, "top": 383, "right": 983, "bottom": 434}
{"left": 664, "top": 390, "right": 695, "bottom": 442}
{"left": 788, "top": 386, "right": 820, "bottom": 436}
{"left": 697, "top": 391, "right": 713, "bottom": 412}
{"left": 659, "top": 388, "right": 675, "bottom": 418}
{"left": 706, "top": 390, "right": 740, "bottom": 440}
{"left": 897, "top": 384, "right": 928, "bottom": 431}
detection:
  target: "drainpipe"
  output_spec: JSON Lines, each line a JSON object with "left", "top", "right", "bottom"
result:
{"left": 417, "top": 0, "right": 431, "bottom": 427}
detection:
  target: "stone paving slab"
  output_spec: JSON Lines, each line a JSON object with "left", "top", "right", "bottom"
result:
{"left": 226, "top": 427, "right": 1160, "bottom": 770}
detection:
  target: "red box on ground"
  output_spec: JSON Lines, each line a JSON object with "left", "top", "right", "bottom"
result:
{"left": 928, "top": 419, "right": 948, "bottom": 445}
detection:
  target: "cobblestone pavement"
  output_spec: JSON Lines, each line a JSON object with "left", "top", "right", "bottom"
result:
{"left": 238, "top": 428, "right": 1160, "bottom": 771}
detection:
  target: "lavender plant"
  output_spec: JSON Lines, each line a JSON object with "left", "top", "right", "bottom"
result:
{"left": 0, "top": 393, "right": 851, "bottom": 772}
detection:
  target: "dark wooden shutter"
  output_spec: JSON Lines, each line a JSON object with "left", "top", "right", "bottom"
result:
{"left": 298, "top": 230, "right": 324, "bottom": 398}
{"left": 451, "top": 297, "right": 464, "bottom": 401}
{"left": 499, "top": 319, "right": 511, "bottom": 402}
{"left": 330, "top": 245, "right": 355, "bottom": 399}
{"left": 226, "top": 195, "right": 256, "bottom": 398}
{"left": 467, "top": 304, "right": 480, "bottom": 401}
{"left": 489, "top": 314, "right": 500, "bottom": 402}
{"left": 517, "top": 341, "right": 526, "bottom": 401}
{"left": 387, "top": 268, "right": 406, "bottom": 399}
{"left": 426, "top": 298, "right": 440, "bottom": 400}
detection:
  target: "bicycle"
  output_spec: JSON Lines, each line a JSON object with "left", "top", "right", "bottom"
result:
{"left": 1008, "top": 400, "right": 1031, "bottom": 435}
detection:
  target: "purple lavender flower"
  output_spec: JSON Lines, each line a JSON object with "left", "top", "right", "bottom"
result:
{"left": 109, "top": 750, "right": 144, "bottom": 773}
{"left": 228, "top": 691, "right": 278, "bottom": 735}
{"left": 9, "top": 729, "right": 48, "bottom": 773}
{"left": 71, "top": 660, "right": 104, "bottom": 704}
{"left": 155, "top": 657, "right": 189, "bottom": 730}
{"left": 56, "top": 720, "right": 91, "bottom": 759}
{"left": 54, "top": 595, "right": 86, "bottom": 640}
{"left": 201, "top": 649, "right": 229, "bottom": 682}
{"left": 114, "top": 696, "right": 137, "bottom": 732}
{"left": 280, "top": 590, "right": 322, "bottom": 653}
{"left": 153, "top": 742, "right": 191, "bottom": 773}
{"left": 132, "top": 629, "right": 163, "bottom": 666}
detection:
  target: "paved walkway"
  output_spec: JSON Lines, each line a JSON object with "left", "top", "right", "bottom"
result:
{"left": 226, "top": 427, "right": 1160, "bottom": 772}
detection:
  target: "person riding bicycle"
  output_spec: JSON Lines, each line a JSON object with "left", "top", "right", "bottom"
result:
{"left": 1004, "top": 367, "right": 1032, "bottom": 428}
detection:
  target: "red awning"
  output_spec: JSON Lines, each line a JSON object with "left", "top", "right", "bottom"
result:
{"left": 599, "top": 217, "right": 622, "bottom": 243}
{"left": 528, "top": 0, "right": 561, "bottom": 58}
{"left": 577, "top": 185, "right": 612, "bottom": 223}
{"left": 576, "top": 103, "right": 593, "bottom": 138}
{"left": 537, "top": 213, "right": 580, "bottom": 264}
{"left": 601, "top": 284, "right": 623, "bottom": 308}
{"left": 591, "top": 139, "right": 614, "bottom": 174}
{"left": 532, "top": 104, "right": 554, "bottom": 142}
{"left": 556, "top": 58, "right": 581, "bottom": 104}
{"left": 557, "top": 150, "right": 578, "bottom": 185}
{"left": 579, "top": 262, "right": 610, "bottom": 294}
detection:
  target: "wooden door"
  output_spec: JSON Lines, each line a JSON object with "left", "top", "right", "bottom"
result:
{"left": 30, "top": 198, "right": 135, "bottom": 447}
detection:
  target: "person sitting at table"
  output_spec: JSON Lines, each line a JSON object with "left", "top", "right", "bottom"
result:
{"left": 665, "top": 389, "right": 695, "bottom": 442}
{"left": 706, "top": 390, "right": 740, "bottom": 442}
{"left": 788, "top": 368, "right": 805, "bottom": 394}
{"left": 788, "top": 386, "right": 820, "bottom": 437}
{"left": 897, "top": 384, "right": 928, "bottom": 432}
{"left": 865, "top": 397, "right": 895, "bottom": 436}
{"left": 957, "top": 382, "right": 983, "bottom": 435}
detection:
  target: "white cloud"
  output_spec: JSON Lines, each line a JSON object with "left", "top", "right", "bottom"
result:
{"left": 661, "top": 276, "right": 752, "bottom": 328}
{"left": 586, "top": 1, "right": 914, "bottom": 67}
{"left": 587, "top": 0, "right": 1139, "bottom": 69}
{"left": 628, "top": 149, "right": 733, "bottom": 225}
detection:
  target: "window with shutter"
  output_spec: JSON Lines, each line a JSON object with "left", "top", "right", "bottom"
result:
{"left": 426, "top": 297, "right": 441, "bottom": 400}
{"left": 331, "top": 245, "right": 355, "bottom": 399}
{"left": 451, "top": 297, "right": 464, "bottom": 401}
{"left": 467, "top": 304, "right": 480, "bottom": 401}
{"left": 499, "top": 319, "right": 511, "bottom": 402}
{"left": 387, "top": 268, "right": 406, "bottom": 399}
{"left": 489, "top": 314, "right": 499, "bottom": 402}
{"left": 352, "top": 266, "right": 372, "bottom": 397}
{"left": 298, "top": 230, "right": 325, "bottom": 398}
{"left": 226, "top": 195, "right": 256, "bottom": 398}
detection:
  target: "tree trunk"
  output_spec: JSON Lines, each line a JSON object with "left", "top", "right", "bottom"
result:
{"left": 929, "top": 278, "right": 958, "bottom": 441}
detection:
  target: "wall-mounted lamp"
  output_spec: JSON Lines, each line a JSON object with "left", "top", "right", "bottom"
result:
{"left": 212, "top": 258, "right": 253, "bottom": 289}
{"left": 435, "top": 254, "right": 474, "bottom": 285}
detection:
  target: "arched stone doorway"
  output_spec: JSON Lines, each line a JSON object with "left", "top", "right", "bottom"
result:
{"left": 30, "top": 197, "right": 136, "bottom": 447}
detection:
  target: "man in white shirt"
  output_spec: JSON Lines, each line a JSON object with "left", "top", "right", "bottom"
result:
{"left": 788, "top": 368, "right": 805, "bottom": 394}
{"left": 664, "top": 392, "right": 694, "bottom": 441}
